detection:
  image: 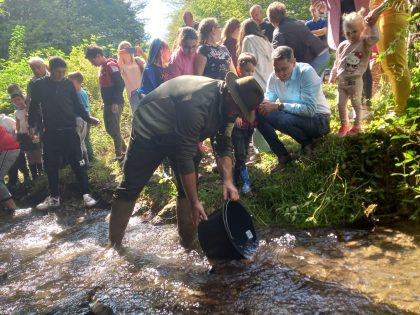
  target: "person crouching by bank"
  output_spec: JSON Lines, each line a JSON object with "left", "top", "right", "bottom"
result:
{"left": 258, "top": 46, "right": 331, "bottom": 172}
{"left": 28, "top": 56, "right": 100, "bottom": 211}
{"left": 107, "top": 73, "right": 264, "bottom": 250}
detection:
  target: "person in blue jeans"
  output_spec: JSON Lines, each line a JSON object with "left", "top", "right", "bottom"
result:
{"left": 258, "top": 46, "right": 331, "bottom": 173}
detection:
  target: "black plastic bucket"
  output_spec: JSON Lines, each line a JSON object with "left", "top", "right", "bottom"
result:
{"left": 198, "top": 200, "right": 258, "bottom": 260}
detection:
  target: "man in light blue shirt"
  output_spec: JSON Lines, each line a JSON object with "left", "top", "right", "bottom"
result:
{"left": 258, "top": 46, "right": 331, "bottom": 172}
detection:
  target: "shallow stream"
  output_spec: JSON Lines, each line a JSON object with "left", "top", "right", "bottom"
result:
{"left": 0, "top": 208, "right": 419, "bottom": 314}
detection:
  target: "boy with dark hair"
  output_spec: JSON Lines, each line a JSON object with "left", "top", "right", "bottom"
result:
{"left": 232, "top": 52, "right": 258, "bottom": 194}
{"left": 68, "top": 71, "right": 94, "bottom": 162}
{"left": 28, "top": 56, "right": 100, "bottom": 210}
{"left": 85, "top": 45, "right": 127, "bottom": 161}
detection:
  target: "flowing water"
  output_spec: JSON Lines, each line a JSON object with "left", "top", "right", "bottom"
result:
{"left": 0, "top": 207, "right": 419, "bottom": 314}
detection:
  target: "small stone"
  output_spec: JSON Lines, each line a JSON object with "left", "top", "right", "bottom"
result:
{"left": 151, "top": 200, "right": 177, "bottom": 225}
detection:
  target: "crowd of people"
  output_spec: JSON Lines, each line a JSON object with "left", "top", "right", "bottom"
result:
{"left": 0, "top": 1, "right": 411, "bottom": 250}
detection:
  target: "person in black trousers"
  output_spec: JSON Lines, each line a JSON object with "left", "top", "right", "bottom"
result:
{"left": 28, "top": 57, "right": 100, "bottom": 211}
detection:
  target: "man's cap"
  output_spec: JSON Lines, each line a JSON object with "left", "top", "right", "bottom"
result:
{"left": 225, "top": 72, "right": 264, "bottom": 122}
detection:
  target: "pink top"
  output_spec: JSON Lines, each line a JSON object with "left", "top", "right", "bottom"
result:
{"left": 331, "top": 24, "right": 379, "bottom": 81}
{"left": 120, "top": 57, "right": 143, "bottom": 97}
{"left": 167, "top": 48, "right": 196, "bottom": 79}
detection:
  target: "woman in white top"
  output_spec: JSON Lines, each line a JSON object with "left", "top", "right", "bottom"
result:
{"left": 238, "top": 18, "right": 273, "bottom": 153}
{"left": 117, "top": 41, "right": 145, "bottom": 112}
{"left": 237, "top": 18, "right": 273, "bottom": 91}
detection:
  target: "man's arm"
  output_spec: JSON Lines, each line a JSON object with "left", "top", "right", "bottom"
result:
{"left": 261, "top": 68, "right": 321, "bottom": 117}
{"left": 272, "top": 29, "right": 285, "bottom": 49}
{"left": 213, "top": 120, "right": 239, "bottom": 201}
{"left": 28, "top": 81, "right": 41, "bottom": 131}
{"left": 174, "top": 101, "right": 208, "bottom": 225}
{"left": 180, "top": 173, "right": 207, "bottom": 226}
{"left": 265, "top": 73, "right": 279, "bottom": 102}
{"left": 258, "top": 73, "right": 281, "bottom": 116}
{"left": 217, "top": 156, "right": 239, "bottom": 201}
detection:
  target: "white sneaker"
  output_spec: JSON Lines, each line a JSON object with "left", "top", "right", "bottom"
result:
{"left": 36, "top": 196, "right": 60, "bottom": 211}
{"left": 83, "top": 194, "right": 98, "bottom": 208}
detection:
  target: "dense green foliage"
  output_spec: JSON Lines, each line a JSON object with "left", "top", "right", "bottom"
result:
{"left": 167, "top": 0, "right": 309, "bottom": 47}
{"left": 0, "top": 0, "right": 147, "bottom": 59}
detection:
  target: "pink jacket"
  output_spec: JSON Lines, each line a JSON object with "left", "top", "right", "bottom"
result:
{"left": 167, "top": 48, "right": 196, "bottom": 80}
{"left": 314, "top": 0, "right": 370, "bottom": 50}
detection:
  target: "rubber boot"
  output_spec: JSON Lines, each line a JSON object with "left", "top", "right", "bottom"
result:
{"left": 240, "top": 167, "right": 251, "bottom": 194}
{"left": 108, "top": 199, "right": 136, "bottom": 249}
{"left": 176, "top": 197, "right": 197, "bottom": 249}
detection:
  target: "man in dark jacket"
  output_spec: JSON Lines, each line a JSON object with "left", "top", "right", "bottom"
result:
{"left": 267, "top": 1, "right": 330, "bottom": 76}
{"left": 29, "top": 57, "right": 100, "bottom": 211}
{"left": 85, "top": 45, "right": 127, "bottom": 161}
{"left": 108, "top": 73, "right": 264, "bottom": 250}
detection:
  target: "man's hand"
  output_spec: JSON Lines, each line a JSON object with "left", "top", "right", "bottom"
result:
{"left": 258, "top": 100, "right": 280, "bottom": 116}
{"left": 89, "top": 116, "right": 101, "bottom": 126}
{"left": 329, "top": 74, "right": 336, "bottom": 84}
{"left": 223, "top": 180, "right": 239, "bottom": 201}
{"left": 191, "top": 201, "right": 208, "bottom": 226}
{"left": 111, "top": 104, "right": 119, "bottom": 114}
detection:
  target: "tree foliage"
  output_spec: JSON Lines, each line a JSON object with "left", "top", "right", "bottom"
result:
{"left": 0, "top": 0, "right": 147, "bottom": 58}
{"left": 8, "top": 25, "right": 26, "bottom": 61}
{"left": 166, "top": 0, "right": 310, "bottom": 46}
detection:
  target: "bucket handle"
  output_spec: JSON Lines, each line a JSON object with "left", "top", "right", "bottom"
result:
{"left": 223, "top": 200, "right": 235, "bottom": 240}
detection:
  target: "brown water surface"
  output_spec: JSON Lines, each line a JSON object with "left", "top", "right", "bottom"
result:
{"left": 0, "top": 208, "right": 418, "bottom": 314}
